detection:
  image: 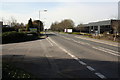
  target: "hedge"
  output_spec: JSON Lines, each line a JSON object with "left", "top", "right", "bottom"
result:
{"left": 2, "top": 31, "right": 38, "bottom": 44}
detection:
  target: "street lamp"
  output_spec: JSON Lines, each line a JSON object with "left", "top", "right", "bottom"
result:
{"left": 39, "top": 10, "right": 47, "bottom": 20}
{"left": 38, "top": 10, "right": 47, "bottom": 35}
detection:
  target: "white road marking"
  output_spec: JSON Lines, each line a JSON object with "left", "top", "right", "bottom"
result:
{"left": 57, "top": 34, "right": 90, "bottom": 46}
{"left": 95, "top": 73, "right": 106, "bottom": 79}
{"left": 78, "top": 61, "right": 87, "bottom": 66}
{"left": 71, "top": 39, "right": 90, "bottom": 45}
{"left": 60, "top": 35, "right": 71, "bottom": 40}
{"left": 98, "top": 47, "right": 119, "bottom": 54}
{"left": 75, "top": 36, "right": 118, "bottom": 47}
{"left": 92, "top": 46, "right": 120, "bottom": 56}
{"left": 46, "top": 38, "right": 54, "bottom": 46}
{"left": 87, "top": 66, "right": 95, "bottom": 71}
{"left": 48, "top": 37, "right": 107, "bottom": 79}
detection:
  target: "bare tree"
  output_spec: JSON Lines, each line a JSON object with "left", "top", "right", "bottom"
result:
{"left": 77, "top": 24, "right": 85, "bottom": 33}
{"left": 111, "top": 20, "right": 120, "bottom": 41}
{"left": 10, "top": 16, "right": 17, "bottom": 27}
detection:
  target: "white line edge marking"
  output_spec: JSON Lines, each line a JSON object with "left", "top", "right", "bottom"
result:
{"left": 95, "top": 73, "right": 106, "bottom": 79}
{"left": 48, "top": 37, "right": 107, "bottom": 79}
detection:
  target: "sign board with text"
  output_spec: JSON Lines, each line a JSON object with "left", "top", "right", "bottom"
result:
{"left": 67, "top": 29, "right": 73, "bottom": 33}
{"left": 29, "top": 28, "right": 37, "bottom": 32}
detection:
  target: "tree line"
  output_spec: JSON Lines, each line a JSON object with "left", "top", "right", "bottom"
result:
{"left": 50, "top": 19, "right": 86, "bottom": 32}
{"left": 2, "top": 17, "right": 44, "bottom": 33}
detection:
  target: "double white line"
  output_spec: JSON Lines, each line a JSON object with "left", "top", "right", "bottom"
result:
{"left": 92, "top": 46, "right": 119, "bottom": 56}
{"left": 56, "top": 34, "right": 119, "bottom": 57}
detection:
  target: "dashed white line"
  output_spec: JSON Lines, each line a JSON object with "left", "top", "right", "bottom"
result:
{"left": 95, "top": 73, "right": 106, "bottom": 79}
{"left": 78, "top": 61, "right": 87, "bottom": 66}
{"left": 87, "top": 66, "right": 95, "bottom": 71}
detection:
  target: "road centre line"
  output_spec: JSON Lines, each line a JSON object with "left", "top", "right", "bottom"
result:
{"left": 92, "top": 46, "right": 120, "bottom": 56}
{"left": 47, "top": 37, "right": 106, "bottom": 79}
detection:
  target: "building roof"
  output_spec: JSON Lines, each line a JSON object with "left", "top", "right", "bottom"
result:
{"left": 84, "top": 20, "right": 111, "bottom": 27}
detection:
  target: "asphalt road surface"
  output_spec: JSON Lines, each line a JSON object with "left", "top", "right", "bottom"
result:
{"left": 2, "top": 32, "right": 120, "bottom": 79}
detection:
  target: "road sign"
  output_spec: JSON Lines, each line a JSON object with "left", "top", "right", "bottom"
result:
{"left": 29, "top": 28, "right": 37, "bottom": 32}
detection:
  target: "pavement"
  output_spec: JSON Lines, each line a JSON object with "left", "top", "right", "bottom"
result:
{"left": 2, "top": 32, "right": 120, "bottom": 79}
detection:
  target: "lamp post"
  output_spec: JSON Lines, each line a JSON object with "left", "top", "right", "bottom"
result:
{"left": 38, "top": 10, "right": 47, "bottom": 35}
{"left": 39, "top": 10, "right": 47, "bottom": 20}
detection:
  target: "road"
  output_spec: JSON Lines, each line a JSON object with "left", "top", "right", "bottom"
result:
{"left": 2, "top": 32, "right": 119, "bottom": 79}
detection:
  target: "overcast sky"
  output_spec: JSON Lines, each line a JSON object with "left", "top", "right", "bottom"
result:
{"left": 0, "top": 0, "right": 119, "bottom": 29}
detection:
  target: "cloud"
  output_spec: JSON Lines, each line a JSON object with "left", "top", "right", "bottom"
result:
{"left": 44, "top": 2, "right": 118, "bottom": 28}
{"left": 1, "top": 0, "right": 120, "bottom": 2}
{"left": 0, "top": 2, "right": 118, "bottom": 29}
